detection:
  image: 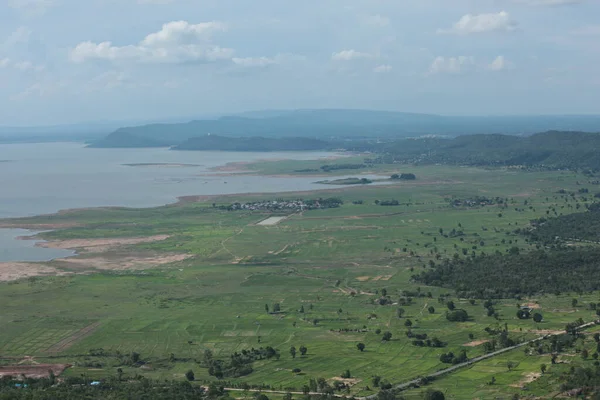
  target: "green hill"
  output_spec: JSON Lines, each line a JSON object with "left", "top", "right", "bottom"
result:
{"left": 172, "top": 135, "right": 331, "bottom": 152}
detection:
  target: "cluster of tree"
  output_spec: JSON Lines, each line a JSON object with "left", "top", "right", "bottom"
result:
{"left": 415, "top": 248, "right": 600, "bottom": 298}
{"left": 320, "top": 163, "right": 367, "bottom": 172}
{"left": 0, "top": 376, "right": 208, "bottom": 400}
{"left": 523, "top": 205, "right": 600, "bottom": 244}
{"left": 173, "top": 135, "right": 332, "bottom": 152}
{"left": 390, "top": 173, "right": 416, "bottom": 180}
{"left": 408, "top": 331, "right": 446, "bottom": 348}
{"left": 446, "top": 309, "right": 470, "bottom": 322}
{"left": 358, "top": 131, "right": 600, "bottom": 171}
{"left": 201, "top": 347, "right": 279, "bottom": 379}
{"left": 557, "top": 366, "right": 600, "bottom": 397}
{"left": 375, "top": 199, "right": 400, "bottom": 206}
{"left": 439, "top": 350, "right": 468, "bottom": 364}
{"left": 449, "top": 196, "right": 504, "bottom": 208}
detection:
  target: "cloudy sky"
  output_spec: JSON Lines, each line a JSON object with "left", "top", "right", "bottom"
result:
{"left": 1, "top": 0, "right": 599, "bottom": 126}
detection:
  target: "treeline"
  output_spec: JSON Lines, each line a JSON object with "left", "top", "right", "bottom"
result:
{"left": 360, "top": 131, "right": 600, "bottom": 171}
{"left": 0, "top": 376, "right": 207, "bottom": 400}
{"left": 414, "top": 248, "right": 600, "bottom": 298}
{"left": 523, "top": 204, "right": 600, "bottom": 244}
{"left": 173, "top": 135, "right": 331, "bottom": 152}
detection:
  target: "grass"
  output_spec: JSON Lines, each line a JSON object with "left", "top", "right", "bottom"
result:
{"left": 1, "top": 163, "right": 599, "bottom": 398}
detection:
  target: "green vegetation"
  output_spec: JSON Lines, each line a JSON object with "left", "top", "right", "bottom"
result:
{"left": 3, "top": 163, "right": 600, "bottom": 398}
{"left": 364, "top": 131, "right": 600, "bottom": 170}
{"left": 316, "top": 177, "right": 372, "bottom": 185}
{"left": 173, "top": 136, "right": 331, "bottom": 152}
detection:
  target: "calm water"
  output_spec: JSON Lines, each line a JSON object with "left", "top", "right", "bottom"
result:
{"left": 0, "top": 142, "right": 348, "bottom": 261}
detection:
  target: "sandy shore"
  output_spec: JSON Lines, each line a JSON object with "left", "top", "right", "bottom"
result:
{"left": 0, "top": 235, "right": 192, "bottom": 282}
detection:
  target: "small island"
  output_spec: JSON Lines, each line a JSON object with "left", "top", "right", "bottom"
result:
{"left": 317, "top": 173, "right": 417, "bottom": 185}
{"left": 316, "top": 177, "right": 373, "bottom": 185}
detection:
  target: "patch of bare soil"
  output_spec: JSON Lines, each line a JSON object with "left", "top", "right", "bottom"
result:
{"left": 0, "top": 262, "right": 73, "bottom": 282}
{"left": 521, "top": 302, "right": 541, "bottom": 309}
{"left": 0, "top": 364, "right": 70, "bottom": 378}
{"left": 37, "top": 235, "right": 170, "bottom": 253}
{"left": 463, "top": 340, "right": 490, "bottom": 347}
{"left": 46, "top": 322, "right": 101, "bottom": 353}
{"left": 355, "top": 276, "right": 370, "bottom": 282}
{"left": 510, "top": 329, "right": 564, "bottom": 335}
{"left": 328, "top": 377, "right": 361, "bottom": 387}
{"left": 54, "top": 252, "right": 192, "bottom": 271}
{"left": 510, "top": 372, "right": 541, "bottom": 388}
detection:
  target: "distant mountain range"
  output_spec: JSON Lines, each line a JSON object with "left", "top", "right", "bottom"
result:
{"left": 88, "top": 109, "right": 600, "bottom": 148}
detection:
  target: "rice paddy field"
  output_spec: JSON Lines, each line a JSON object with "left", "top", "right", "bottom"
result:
{"left": 1, "top": 161, "right": 599, "bottom": 399}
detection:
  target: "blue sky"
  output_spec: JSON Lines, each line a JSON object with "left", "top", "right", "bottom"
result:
{"left": 1, "top": 0, "right": 599, "bottom": 125}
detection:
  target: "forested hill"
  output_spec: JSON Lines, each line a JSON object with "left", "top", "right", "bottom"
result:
{"left": 88, "top": 109, "right": 600, "bottom": 148}
{"left": 172, "top": 135, "right": 331, "bottom": 152}
{"left": 368, "top": 131, "right": 600, "bottom": 170}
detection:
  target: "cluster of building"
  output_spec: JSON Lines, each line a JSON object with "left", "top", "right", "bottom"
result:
{"left": 221, "top": 198, "right": 342, "bottom": 212}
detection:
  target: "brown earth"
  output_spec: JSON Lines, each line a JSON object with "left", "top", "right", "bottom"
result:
{"left": 0, "top": 364, "right": 70, "bottom": 378}
{"left": 54, "top": 253, "right": 192, "bottom": 271}
{"left": 36, "top": 235, "right": 171, "bottom": 253}
{"left": 0, "top": 262, "right": 73, "bottom": 282}
{"left": 510, "top": 372, "right": 541, "bottom": 388}
{"left": 463, "top": 339, "right": 490, "bottom": 347}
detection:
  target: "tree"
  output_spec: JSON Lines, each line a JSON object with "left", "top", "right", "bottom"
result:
{"left": 372, "top": 376, "right": 381, "bottom": 387}
{"left": 404, "top": 319, "right": 413, "bottom": 327}
{"left": 255, "top": 394, "right": 269, "bottom": 400}
{"left": 357, "top": 343, "right": 366, "bottom": 352}
{"left": 381, "top": 288, "right": 388, "bottom": 297}
{"left": 290, "top": 346, "right": 297, "bottom": 359}
{"left": 382, "top": 331, "right": 392, "bottom": 341}
{"left": 273, "top": 303, "right": 281, "bottom": 313}
{"left": 284, "top": 393, "right": 293, "bottom": 400}
{"left": 299, "top": 305, "right": 305, "bottom": 313}
{"left": 428, "top": 306, "right": 435, "bottom": 314}
{"left": 424, "top": 389, "right": 446, "bottom": 400}
{"left": 265, "top": 304, "right": 269, "bottom": 313}
{"left": 341, "top": 369, "right": 351, "bottom": 379}
{"left": 185, "top": 370, "right": 195, "bottom": 381}
{"left": 507, "top": 361, "right": 516, "bottom": 371}
{"left": 533, "top": 313, "right": 543, "bottom": 323}
{"left": 397, "top": 308, "right": 405, "bottom": 318}
{"left": 299, "top": 345, "right": 308, "bottom": 356}
{"left": 292, "top": 368, "right": 301, "bottom": 374}
{"left": 130, "top": 352, "right": 140, "bottom": 364}
{"left": 540, "top": 364, "right": 547, "bottom": 374}
{"left": 391, "top": 174, "right": 400, "bottom": 180}
{"left": 446, "top": 309, "right": 469, "bottom": 322}
{"left": 375, "top": 328, "right": 382, "bottom": 335}
{"left": 446, "top": 301, "right": 455, "bottom": 311}
{"left": 572, "top": 298, "right": 579, "bottom": 308}
{"left": 582, "top": 349, "right": 589, "bottom": 360}
{"left": 594, "top": 333, "right": 600, "bottom": 343}
{"left": 117, "top": 368, "right": 123, "bottom": 381}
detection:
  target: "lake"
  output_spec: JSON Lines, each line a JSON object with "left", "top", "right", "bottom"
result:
{"left": 0, "top": 142, "right": 348, "bottom": 261}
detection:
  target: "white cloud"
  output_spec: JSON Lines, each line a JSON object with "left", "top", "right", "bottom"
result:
{"left": 438, "top": 12, "right": 517, "bottom": 35}
{"left": 429, "top": 56, "right": 475, "bottom": 74}
{"left": 232, "top": 57, "right": 277, "bottom": 68}
{"left": 0, "top": 58, "right": 44, "bottom": 71}
{"left": 3, "top": 27, "right": 32, "bottom": 49}
{"left": 373, "top": 64, "right": 392, "bottom": 73}
{"left": 331, "top": 49, "right": 372, "bottom": 61}
{"left": 70, "top": 20, "right": 234, "bottom": 64}
{"left": 488, "top": 56, "right": 514, "bottom": 71}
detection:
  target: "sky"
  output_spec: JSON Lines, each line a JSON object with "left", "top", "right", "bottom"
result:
{"left": 1, "top": 0, "right": 599, "bottom": 126}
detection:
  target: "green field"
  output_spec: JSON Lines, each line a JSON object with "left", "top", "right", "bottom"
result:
{"left": 1, "top": 162, "right": 600, "bottom": 399}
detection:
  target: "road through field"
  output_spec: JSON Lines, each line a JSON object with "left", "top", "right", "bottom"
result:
{"left": 362, "top": 320, "right": 600, "bottom": 399}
